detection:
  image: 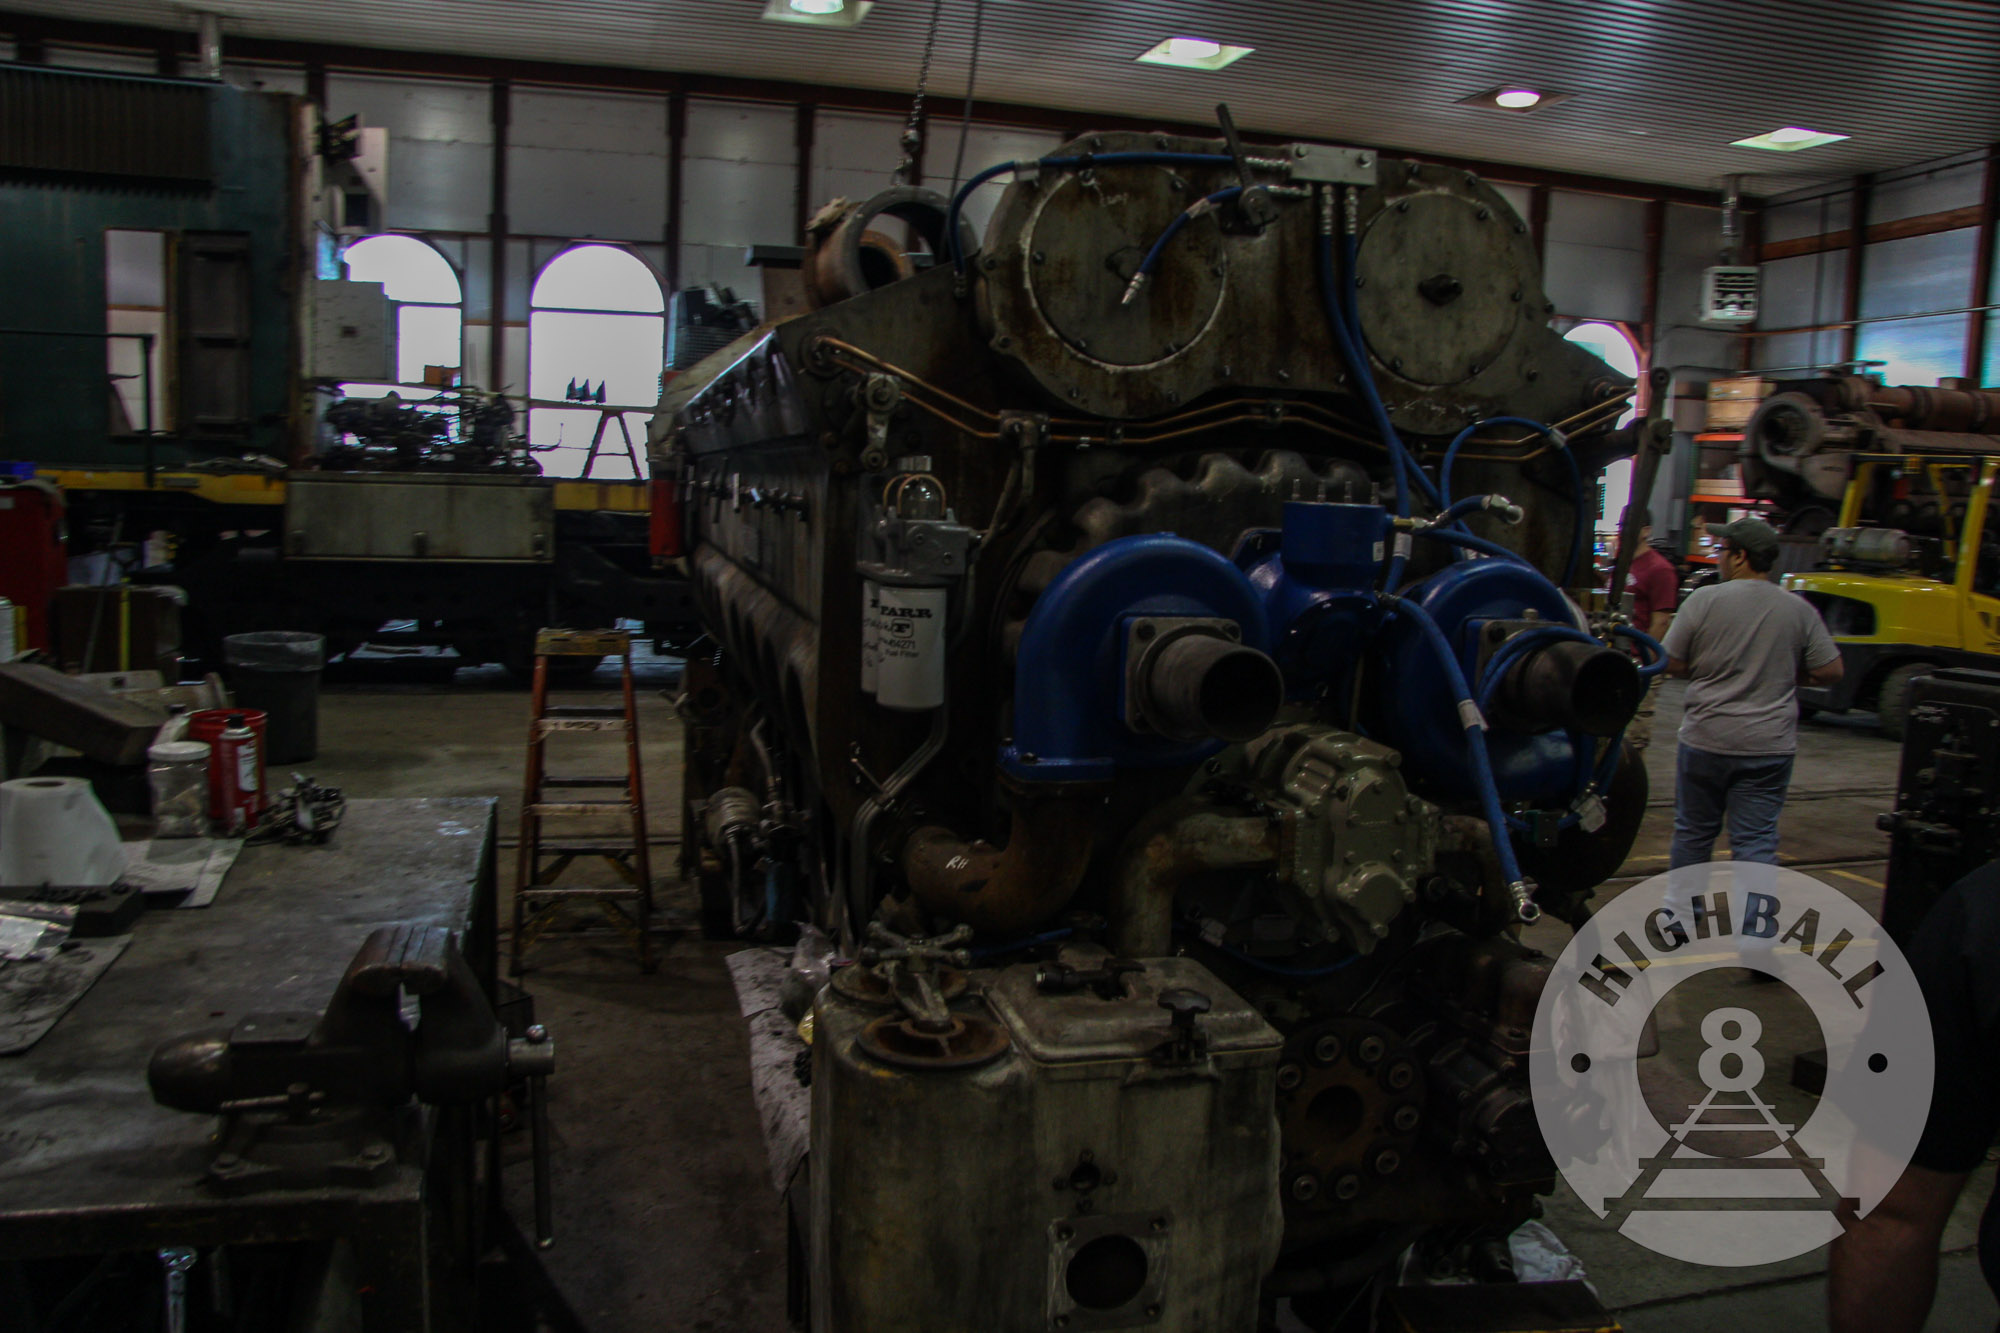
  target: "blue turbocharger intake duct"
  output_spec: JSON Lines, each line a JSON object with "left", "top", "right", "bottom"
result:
{"left": 1003, "top": 535, "right": 1283, "bottom": 783}
{"left": 1007, "top": 502, "right": 1640, "bottom": 813}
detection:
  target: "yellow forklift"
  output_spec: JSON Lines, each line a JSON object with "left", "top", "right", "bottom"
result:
{"left": 1783, "top": 453, "right": 2000, "bottom": 738}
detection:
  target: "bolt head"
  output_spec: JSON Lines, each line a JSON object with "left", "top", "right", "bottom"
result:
{"left": 1290, "top": 1172, "right": 1320, "bottom": 1201}
{"left": 1334, "top": 1173, "right": 1362, "bottom": 1200}
{"left": 1311, "top": 1033, "right": 1343, "bottom": 1064}
{"left": 1277, "top": 1063, "right": 1305, "bottom": 1090}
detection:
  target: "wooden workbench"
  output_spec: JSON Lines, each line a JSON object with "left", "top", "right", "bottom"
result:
{"left": 0, "top": 797, "right": 498, "bottom": 1332}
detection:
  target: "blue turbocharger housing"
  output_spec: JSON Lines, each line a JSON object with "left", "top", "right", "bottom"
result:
{"left": 1237, "top": 501, "right": 1390, "bottom": 692}
{"left": 1003, "top": 534, "right": 1273, "bottom": 783}
{"left": 1372, "top": 557, "right": 1590, "bottom": 805}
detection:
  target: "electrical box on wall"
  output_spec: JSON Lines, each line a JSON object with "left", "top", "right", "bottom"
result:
{"left": 311, "top": 279, "right": 395, "bottom": 381}
{"left": 1699, "top": 265, "right": 1760, "bottom": 324}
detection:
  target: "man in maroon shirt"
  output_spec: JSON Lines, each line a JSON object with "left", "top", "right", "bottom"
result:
{"left": 1617, "top": 505, "right": 1678, "bottom": 750}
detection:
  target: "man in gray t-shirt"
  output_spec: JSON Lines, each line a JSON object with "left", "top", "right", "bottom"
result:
{"left": 1660, "top": 518, "right": 1844, "bottom": 867}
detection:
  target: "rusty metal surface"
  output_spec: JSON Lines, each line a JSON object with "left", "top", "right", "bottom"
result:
{"left": 901, "top": 793, "right": 1101, "bottom": 935}
{"left": 0, "top": 798, "right": 494, "bottom": 1322}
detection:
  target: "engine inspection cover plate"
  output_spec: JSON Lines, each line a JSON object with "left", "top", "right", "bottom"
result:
{"left": 1026, "top": 167, "right": 1228, "bottom": 368}
{"left": 1355, "top": 191, "right": 1531, "bottom": 387}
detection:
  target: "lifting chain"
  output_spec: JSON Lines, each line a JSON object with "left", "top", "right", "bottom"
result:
{"left": 892, "top": 0, "right": 945, "bottom": 184}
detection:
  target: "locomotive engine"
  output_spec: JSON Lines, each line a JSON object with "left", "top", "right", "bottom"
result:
{"left": 653, "top": 129, "right": 1660, "bottom": 1330}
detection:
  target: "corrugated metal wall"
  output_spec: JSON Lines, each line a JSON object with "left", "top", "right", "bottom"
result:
{"left": 15, "top": 44, "right": 1750, "bottom": 484}
{"left": 1759, "top": 150, "right": 1997, "bottom": 386}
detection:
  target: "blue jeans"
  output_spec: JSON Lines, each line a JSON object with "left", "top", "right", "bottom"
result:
{"left": 1670, "top": 744, "right": 1795, "bottom": 868}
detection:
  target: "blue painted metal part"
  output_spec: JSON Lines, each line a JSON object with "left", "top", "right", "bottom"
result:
{"left": 1369, "top": 559, "right": 1587, "bottom": 804}
{"left": 1237, "top": 502, "right": 1388, "bottom": 695}
{"left": 1003, "top": 534, "right": 1272, "bottom": 782}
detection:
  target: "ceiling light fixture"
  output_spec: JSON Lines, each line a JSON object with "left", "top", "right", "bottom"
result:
{"left": 762, "top": 0, "right": 872, "bottom": 28}
{"left": 1731, "top": 126, "right": 1849, "bottom": 152}
{"left": 1456, "top": 87, "right": 1570, "bottom": 112}
{"left": 1136, "top": 36, "right": 1254, "bottom": 71}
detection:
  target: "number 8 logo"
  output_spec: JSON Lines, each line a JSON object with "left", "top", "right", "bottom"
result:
{"left": 1697, "top": 1006, "right": 1765, "bottom": 1093}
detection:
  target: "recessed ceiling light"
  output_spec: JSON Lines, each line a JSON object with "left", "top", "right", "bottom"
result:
{"left": 762, "top": 0, "right": 872, "bottom": 27}
{"left": 1136, "top": 36, "right": 1254, "bottom": 71}
{"left": 1731, "top": 126, "right": 1849, "bottom": 152}
{"left": 1456, "top": 87, "right": 1571, "bottom": 112}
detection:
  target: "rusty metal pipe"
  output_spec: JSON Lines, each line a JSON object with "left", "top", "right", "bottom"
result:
{"left": 1108, "top": 801, "right": 1279, "bottom": 957}
{"left": 902, "top": 794, "right": 1099, "bottom": 935}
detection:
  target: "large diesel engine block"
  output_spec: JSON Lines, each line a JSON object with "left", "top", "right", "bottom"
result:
{"left": 652, "top": 130, "right": 1659, "bottom": 1330}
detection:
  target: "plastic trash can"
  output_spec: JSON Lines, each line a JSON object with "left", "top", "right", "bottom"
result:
{"left": 222, "top": 631, "right": 325, "bottom": 764}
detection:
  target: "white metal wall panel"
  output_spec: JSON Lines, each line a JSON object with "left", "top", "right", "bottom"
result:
{"left": 1542, "top": 192, "right": 1647, "bottom": 323}
{"left": 1763, "top": 192, "right": 1852, "bottom": 244}
{"left": 459, "top": 236, "right": 492, "bottom": 322}
{"left": 810, "top": 109, "right": 903, "bottom": 215}
{"left": 1655, "top": 204, "right": 1737, "bottom": 364}
{"left": 1756, "top": 332, "right": 1818, "bottom": 373}
{"left": 1758, "top": 249, "right": 1848, "bottom": 372}
{"left": 682, "top": 99, "right": 797, "bottom": 247}
{"left": 1491, "top": 183, "right": 1533, "bottom": 227}
{"left": 327, "top": 74, "right": 493, "bottom": 233}
{"left": 679, "top": 99, "right": 798, "bottom": 300}
{"left": 1871, "top": 157, "right": 1985, "bottom": 224}
{"left": 509, "top": 87, "right": 668, "bottom": 240}
{"left": 1859, "top": 229, "right": 1978, "bottom": 319}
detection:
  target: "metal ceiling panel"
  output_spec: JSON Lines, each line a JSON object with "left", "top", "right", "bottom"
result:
{"left": 8, "top": 0, "right": 1998, "bottom": 193}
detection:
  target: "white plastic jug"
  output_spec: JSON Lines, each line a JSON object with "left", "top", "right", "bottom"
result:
{"left": 0, "top": 777, "right": 127, "bottom": 887}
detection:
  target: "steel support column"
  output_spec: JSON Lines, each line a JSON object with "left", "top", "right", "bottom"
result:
{"left": 1839, "top": 174, "right": 1872, "bottom": 367}
{"left": 489, "top": 78, "right": 511, "bottom": 391}
{"left": 793, "top": 102, "right": 817, "bottom": 242}
{"left": 1639, "top": 198, "right": 1665, "bottom": 373}
{"left": 1965, "top": 143, "right": 1999, "bottom": 382}
{"left": 665, "top": 89, "right": 686, "bottom": 298}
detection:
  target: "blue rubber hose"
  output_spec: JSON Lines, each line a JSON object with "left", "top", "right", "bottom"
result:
{"left": 1438, "top": 494, "right": 1521, "bottom": 526}
{"left": 1614, "top": 623, "right": 1669, "bottom": 677}
{"left": 1387, "top": 595, "right": 1533, "bottom": 916}
{"left": 1413, "top": 527, "right": 1537, "bottom": 567}
{"left": 1339, "top": 230, "right": 1443, "bottom": 511}
{"left": 1131, "top": 187, "right": 1242, "bottom": 290}
{"left": 1440, "top": 415, "right": 1586, "bottom": 588}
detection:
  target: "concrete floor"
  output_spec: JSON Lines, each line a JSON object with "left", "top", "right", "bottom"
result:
{"left": 301, "top": 661, "right": 1994, "bottom": 1332}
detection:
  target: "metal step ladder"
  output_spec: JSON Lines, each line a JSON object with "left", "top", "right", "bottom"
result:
{"left": 512, "top": 628, "right": 655, "bottom": 973}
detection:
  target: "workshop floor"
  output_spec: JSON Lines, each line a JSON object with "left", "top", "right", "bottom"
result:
{"left": 303, "top": 657, "right": 1996, "bottom": 1333}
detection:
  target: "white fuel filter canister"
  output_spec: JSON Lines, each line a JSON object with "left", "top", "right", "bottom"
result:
{"left": 873, "top": 582, "right": 946, "bottom": 710}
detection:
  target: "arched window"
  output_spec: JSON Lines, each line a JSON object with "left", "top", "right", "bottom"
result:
{"left": 1563, "top": 321, "right": 1644, "bottom": 534}
{"left": 340, "top": 235, "right": 462, "bottom": 395}
{"left": 529, "top": 245, "right": 666, "bottom": 480}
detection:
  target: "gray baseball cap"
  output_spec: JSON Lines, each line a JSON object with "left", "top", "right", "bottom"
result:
{"left": 1718, "top": 517, "right": 1781, "bottom": 560}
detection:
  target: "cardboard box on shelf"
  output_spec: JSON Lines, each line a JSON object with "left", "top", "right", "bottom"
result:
{"left": 1705, "top": 377, "right": 1770, "bottom": 431}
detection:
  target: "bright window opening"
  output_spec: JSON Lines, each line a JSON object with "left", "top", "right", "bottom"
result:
{"left": 529, "top": 245, "right": 665, "bottom": 480}
{"left": 1562, "top": 322, "right": 1644, "bottom": 535}
{"left": 104, "top": 228, "right": 169, "bottom": 434}
{"left": 340, "top": 234, "right": 463, "bottom": 396}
